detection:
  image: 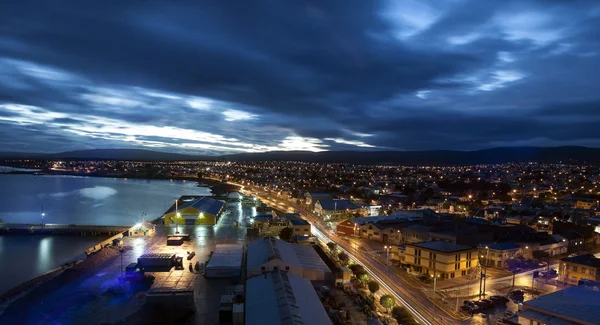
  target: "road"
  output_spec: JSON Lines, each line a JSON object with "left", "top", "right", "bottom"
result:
{"left": 236, "top": 184, "right": 473, "bottom": 325}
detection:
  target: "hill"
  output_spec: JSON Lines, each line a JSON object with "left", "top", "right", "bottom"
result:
{"left": 1, "top": 146, "right": 600, "bottom": 165}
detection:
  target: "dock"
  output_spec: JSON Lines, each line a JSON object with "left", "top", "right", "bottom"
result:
{"left": 0, "top": 223, "right": 129, "bottom": 236}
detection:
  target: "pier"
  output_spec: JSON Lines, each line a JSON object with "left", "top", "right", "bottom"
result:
{"left": 0, "top": 223, "right": 129, "bottom": 236}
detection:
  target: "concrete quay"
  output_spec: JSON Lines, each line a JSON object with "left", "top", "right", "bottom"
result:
{"left": 0, "top": 223, "right": 129, "bottom": 236}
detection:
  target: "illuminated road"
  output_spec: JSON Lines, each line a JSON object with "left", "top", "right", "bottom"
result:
{"left": 236, "top": 184, "right": 472, "bottom": 325}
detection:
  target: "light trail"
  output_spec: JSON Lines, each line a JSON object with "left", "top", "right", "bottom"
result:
{"left": 311, "top": 225, "right": 433, "bottom": 325}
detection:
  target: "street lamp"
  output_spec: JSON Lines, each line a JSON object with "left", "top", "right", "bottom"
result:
{"left": 384, "top": 245, "right": 391, "bottom": 275}
{"left": 479, "top": 246, "right": 489, "bottom": 299}
{"left": 175, "top": 198, "right": 181, "bottom": 234}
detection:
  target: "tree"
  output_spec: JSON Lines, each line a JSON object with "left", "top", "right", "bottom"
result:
{"left": 368, "top": 280, "right": 380, "bottom": 297}
{"left": 359, "top": 273, "right": 370, "bottom": 285}
{"left": 338, "top": 252, "right": 349, "bottom": 264}
{"left": 327, "top": 242, "right": 337, "bottom": 252}
{"left": 279, "top": 227, "right": 293, "bottom": 242}
{"left": 349, "top": 264, "right": 365, "bottom": 276}
{"left": 380, "top": 294, "right": 396, "bottom": 313}
{"left": 392, "top": 306, "right": 412, "bottom": 321}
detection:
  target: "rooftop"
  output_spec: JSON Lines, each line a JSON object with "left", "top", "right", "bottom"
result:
{"left": 522, "top": 284, "right": 600, "bottom": 325}
{"left": 247, "top": 237, "right": 331, "bottom": 274}
{"left": 246, "top": 270, "right": 331, "bottom": 325}
{"left": 487, "top": 242, "right": 521, "bottom": 251}
{"left": 165, "top": 196, "right": 224, "bottom": 216}
{"left": 561, "top": 254, "right": 600, "bottom": 268}
{"left": 206, "top": 244, "right": 243, "bottom": 269}
{"left": 290, "top": 219, "right": 310, "bottom": 226}
{"left": 317, "top": 199, "right": 358, "bottom": 211}
{"left": 409, "top": 241, "right": 474, "bottom": 253}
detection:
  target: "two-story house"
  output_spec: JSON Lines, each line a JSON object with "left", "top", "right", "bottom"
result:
{"left": 559, "top": 254, "right": 600, "bottom": 285}
{"left": 404, "top": 241, "right": 479, "bottom": 280}
{"left": 289, "top": 219, "right": 311, "bottom": 238}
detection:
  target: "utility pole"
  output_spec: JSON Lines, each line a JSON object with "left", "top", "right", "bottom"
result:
{"left": 455, "top": 287, "right": 460, "bottom": 313}
{"left": 483, "top": 246, "right": 489, "bottom": 298}
{"left": 512, "top": 271, "right": 516, "bottom": 290}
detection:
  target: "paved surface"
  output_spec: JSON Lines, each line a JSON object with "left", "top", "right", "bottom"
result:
{"left": 0, "top": 201, "right": 253, "bottom": 325}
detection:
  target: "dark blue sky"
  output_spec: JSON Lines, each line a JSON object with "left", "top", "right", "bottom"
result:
{"left": 1, "top": 0, "right": 600, "bottom": 155}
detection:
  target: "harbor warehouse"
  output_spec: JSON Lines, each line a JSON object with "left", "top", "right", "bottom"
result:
{"left": 246, "top": 270, "right": 332, "bottom": 325}
{"left": 164, "top": 196, "right": 225, "bottom": 225}
{"left": 247, "top": 237, "right": 332, "bottom": 281}
{"left": 205, "top": 244, "right": 243, "bottom": 278}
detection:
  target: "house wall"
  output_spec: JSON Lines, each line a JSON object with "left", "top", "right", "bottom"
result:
{"left": 404, "top": 245, "right": 479, "bottom": 280}
{"left": 560, "top": 261, "right": 600, "bottom": 285}
{"left": 164, "top": 207, "right": 218, "bottom": 225}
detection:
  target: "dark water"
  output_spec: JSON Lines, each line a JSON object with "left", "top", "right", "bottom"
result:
{"left": 0, "top": 174, "right": 211, "bottom": 294}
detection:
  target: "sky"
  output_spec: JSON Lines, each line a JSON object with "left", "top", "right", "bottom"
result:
{"left": 1, "top": 0, "right": 600, "bottom": 155}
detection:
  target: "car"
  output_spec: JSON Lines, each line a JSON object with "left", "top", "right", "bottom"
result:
{"left": 538, "top": 261, "right": 548, "bottom": 267}
{"left": 490, "top": 295, "right": 509, "bottom": 304}
{"left": 504, "top": 310, "right": 516, "bottom": 318}
{"left": 343, "top": 236, "right": 349, "bottom": 240}
{"left": 510, "top": 289, "right": 525, "bottom": 297}
{"left": 480, "top": 299, "right": 494, "bottom": 308}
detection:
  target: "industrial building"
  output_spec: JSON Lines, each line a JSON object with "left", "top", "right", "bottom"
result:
{"left": 205, "top": 244, "right": 243, "bottom": 278}
{"left": 246, "top": 270, "right": 332, "bottom": 325}
{"left": 163, "top": 196, "right": 225, "bottom": 225}
{"left": 246, "top": 237, "right": 332, "bottom": 281}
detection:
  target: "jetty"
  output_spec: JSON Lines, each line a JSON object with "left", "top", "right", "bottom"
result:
{"left": 0, "top": 223, "right": 129, "bottom": 236}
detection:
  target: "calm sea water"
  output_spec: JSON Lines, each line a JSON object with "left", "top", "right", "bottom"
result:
{"left": 0, "top": 174, "right": 211, "bottom": 294}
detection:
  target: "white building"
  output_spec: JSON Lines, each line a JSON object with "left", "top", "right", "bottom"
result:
{"left": 247, "top": 237, "right": 332, "bottom": 281}
{"left": 205, "top": 244, "right": 243, "bottom": 278}
{"left": 246, "top": 270, "right": 332, "bottom": 325}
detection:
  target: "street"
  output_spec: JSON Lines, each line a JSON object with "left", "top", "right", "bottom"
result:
{"left": 239, "top": 184, "right": 470, "bottom": 325}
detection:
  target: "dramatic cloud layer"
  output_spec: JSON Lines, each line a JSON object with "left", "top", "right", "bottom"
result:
{"left": 1, "top": 0, "right": 600, "bottom": 154}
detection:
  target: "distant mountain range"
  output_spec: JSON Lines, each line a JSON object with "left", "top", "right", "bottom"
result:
{"left": 1, "top": 146, "right": 600, "bottom": 165}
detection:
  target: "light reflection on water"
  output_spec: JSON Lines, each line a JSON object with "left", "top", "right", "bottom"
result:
{"left": 0, "top": 174, "right": 212, "bottom": 295}
{"left": 0, "top": 236, "right": 108, "bottom": 295}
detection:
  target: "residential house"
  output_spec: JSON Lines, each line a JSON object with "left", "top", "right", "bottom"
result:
{"left": 479, "top": 243, "right": 522, "bottom": 268}
{"left": 559, "top": 254, "right": 600, "bottom": 285}
{"left": 404, "top": 241, "right": 479, "bottom": 280}
{"left": 304, "top": 192, "right": 332, "bottom": 208}
{"left": 314, "top": 199, "right": 365, "bottom": 219}
{"left": 289, "top": 219, "right": 311, "bottom": 238}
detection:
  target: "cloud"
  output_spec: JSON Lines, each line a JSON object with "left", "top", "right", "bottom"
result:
{"left": 222, "top": 109, "right": 257, "bottom": 122}
{"left": 0, "top": 0, "right": 599, "bottom": 153}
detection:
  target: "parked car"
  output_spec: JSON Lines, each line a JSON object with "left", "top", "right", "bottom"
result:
{"left": 490, "top": 295, "right": 509, "bottom": 304}
{"left": 479, "top": 299, "right": 494, "bottom": 309}
{"left": 510, "top": 289, "right": 525, "bottom": 297}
